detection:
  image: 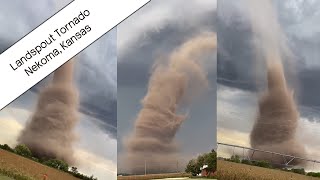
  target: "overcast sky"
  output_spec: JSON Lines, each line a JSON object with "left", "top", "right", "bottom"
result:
{"left": 117, "top": 0, "right": 217, "bottom": 172}
{"left": 0, "top": 0, "right": 117, "bottom": 179}
{"left": 218, "top": 0, "right": 320, "bottom": 170}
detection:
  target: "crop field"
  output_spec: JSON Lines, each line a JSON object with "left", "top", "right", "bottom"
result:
{"left": 0, "top": 149, "right": 79, "bottom": 180}
{"left": 117, "top": 173, "right": 191, "bottom": 180}
{"left": 151, "top": 178, "right": 215, "bottom": 180}
{"left": 0, "top": 175, "right": 14, "bottom": 180}
{"left": 217, "top": 160, "right": 316, "bottom": 180}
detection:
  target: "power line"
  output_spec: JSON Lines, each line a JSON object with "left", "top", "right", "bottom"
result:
{"left": 217, "top": 142, "right": 320, "bottom": 166}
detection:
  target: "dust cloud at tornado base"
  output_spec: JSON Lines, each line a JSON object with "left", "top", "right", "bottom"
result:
{"left": 250, "top": 62, "right": 306, "bottom": 166}
{"left": 124, "top": 33, "right": 217, "bottom": 174}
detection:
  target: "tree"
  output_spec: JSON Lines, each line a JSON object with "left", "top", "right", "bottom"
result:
{"left": 31, "top": 157, "right": 39, "bottom": 162}
{"left": 307, "top": 172, "right": 320, "bottom": 177}
{"left": 14, "top": 144, "right": 32, "bottom": 157}
{"left": 230, "top": 155, "right": 240, "bottom": 163}
{"left": 252, "top": 160, "right": 271, "bottom": 168}
{"left": 43, "top": 159, "right": 69, "bottom": 172}
{"left": 185, "top": 150, "right": 217, "bottom": 177}
{"left": 291, "top": 168, "right": 305, "bottom": 175}
{"left": 197, "top": 154, "right": 206, "bottom": 168}
{"left": 241, "top": 159, "right": 252, "bottom": 165}
{"left": 185, "top": 159, "right": 200, "bottom": 176}
{"left": 71, "top": 167, "right": 78, "bottom": 174}
{"left": 204, "top": 150, "right": 217, "bottom": 174}
{"left": 89, "top": 175, "right": 97, "bottom": 180}
{"left": 1, "top": 144, "right": 14, "bottom": 152}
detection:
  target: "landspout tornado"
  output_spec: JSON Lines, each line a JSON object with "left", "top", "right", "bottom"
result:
{"left": 250, "top": 61, "right": 306, "bottom": 165}
{"left": 244, "top": 0, "right": 306, "bottom": 166}
{"left": 18, "top": 59, "right": 79, "bottom": 164}
{"left": 125, "top": 33, "right": 216, "bottom": 174}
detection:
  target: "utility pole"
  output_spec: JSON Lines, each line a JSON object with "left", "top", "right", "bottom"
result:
{"left": 176, "top": 160, "right": 179, "bottom": 173}
{"left": 144, "top": 160, "right": 147, "bottom": 175}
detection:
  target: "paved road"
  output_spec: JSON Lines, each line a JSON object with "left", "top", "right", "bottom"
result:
{"left": 0, "top": 175, "right": 14, "bottom": 180}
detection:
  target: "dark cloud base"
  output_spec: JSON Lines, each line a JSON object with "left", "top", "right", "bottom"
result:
{"left": 118, "top": 11, "right": 216, "bottom": 88}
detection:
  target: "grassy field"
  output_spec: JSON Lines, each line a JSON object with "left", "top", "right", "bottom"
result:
{"left": 117, "top": 173, "right": 191, "bottom": 180}
{"left": 0, "top": 149, "right": 79, "bottom": 180}
{"left": 217, "top": 160, "right": 316, "bottom": 180}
